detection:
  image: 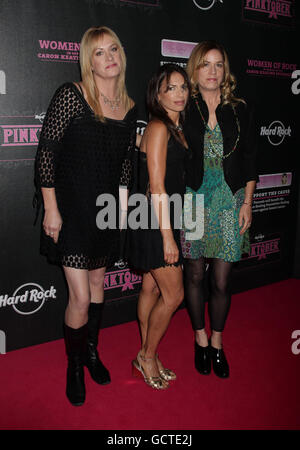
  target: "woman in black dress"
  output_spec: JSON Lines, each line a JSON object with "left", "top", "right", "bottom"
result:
{"left": 35, "top": 26, "right": 136, "bottom": 406}
{"left": 127, "top": 64, "right": 190, "bottom": 389}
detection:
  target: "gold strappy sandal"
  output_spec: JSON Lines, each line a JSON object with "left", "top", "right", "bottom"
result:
{"left": 132, "top": 352, "right": 169, "bottom": 390}
{"left": 156, "top": 353, "right": 177, "bottom": 381}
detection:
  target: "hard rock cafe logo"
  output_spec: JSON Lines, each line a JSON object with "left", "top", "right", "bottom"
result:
{"left": 260, "top": 121, "right": 291, "bottom": 146}
{"left": 193, "top": 0, "right": 223, "bottom": 10}
{"left": 0, "top": 283, "right": 57, "bottom": 315}
{"left": 243, "top": 0, "right": 295, "bottom": 26}
{"left": 37, "top": 40, "right": 80, "bottom": 63}
{"left": 35, "top": 113, "right": 46, "bottom": 123}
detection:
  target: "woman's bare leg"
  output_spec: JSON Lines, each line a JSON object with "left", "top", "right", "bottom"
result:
{"left": 88, "top": 266, "right": 106, "bottom": 304}
{"left": 137, "top": 265, "right": 183, "bottom": 381}
{"left": 63, "top": 267, "right": 90, "bottom": 328}
{"left": 137, "top": 272, "right": 160, "bottom": 349}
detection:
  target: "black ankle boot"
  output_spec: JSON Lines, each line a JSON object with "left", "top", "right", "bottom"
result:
{"left": 195, "top": 341, "right": 211, "bottom": 375}
{"left": 209, "top": 339, "right": 229, "bottom": 379}
{"left": 86, "top": 303, "right": 111, "bottom": 385}
{"left": 64, "top": 323, "right": 87, "bottom": 406}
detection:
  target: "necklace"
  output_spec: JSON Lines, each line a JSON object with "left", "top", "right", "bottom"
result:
{"left": 100, "top": 91, "right": 121, "bottom": 111}
{"left": 175, "top": 124, "right": 183, "bottom": 132}
{"left": 193, "top": 95, "right": 240, "bottom": 160}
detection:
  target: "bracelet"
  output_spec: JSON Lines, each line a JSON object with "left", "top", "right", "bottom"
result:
{"left": 243, "top": 201, "right": 252, "bottom": 206}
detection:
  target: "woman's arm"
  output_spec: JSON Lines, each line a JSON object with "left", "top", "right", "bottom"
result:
{"left": 35, "top": 83, "right": 81, "bottom": 242}
{"left": 146, "top": 121, "right": 179, "bottom": 265}
{"left": 41, "top": 188, "right": 62, "bottom": 243}
{"left": 239, "top": 180, "right": 256, "bottom": 235}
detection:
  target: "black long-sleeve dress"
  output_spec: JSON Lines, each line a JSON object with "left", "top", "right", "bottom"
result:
{"left": 35, "top": 82, "right": 137, "bottom": 270}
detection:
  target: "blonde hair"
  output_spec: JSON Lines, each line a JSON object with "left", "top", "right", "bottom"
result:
{"left": 186, "top": 41, "right": 245, "bottom": 106}
{"left": 80, "top": 26, "right": 133, "bottom": 121}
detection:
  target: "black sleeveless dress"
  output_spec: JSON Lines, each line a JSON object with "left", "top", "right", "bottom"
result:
{"left": 125, "top": 134, "right": 189, "bottom": 271}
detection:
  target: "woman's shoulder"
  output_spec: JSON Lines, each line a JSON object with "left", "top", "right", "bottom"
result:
{"left": 146, "top": 119, "right": 168, "bottom": 135}
{"left": 142, "top": 120, "right": 169, "bottom": 149}
{"left": 51, "top": 81, "right": 82, "bottom": 101}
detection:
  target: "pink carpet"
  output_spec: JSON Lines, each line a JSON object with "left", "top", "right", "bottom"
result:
{"left": 0, "top": 278, "right": 299, "bottom": 430}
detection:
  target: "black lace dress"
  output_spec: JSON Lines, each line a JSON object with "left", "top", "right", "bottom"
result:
{"left": 35, "top": 82, "right": 137, "bottom": 270}
{"left": 125, "top": 134, "right": 189, "bottom": 271}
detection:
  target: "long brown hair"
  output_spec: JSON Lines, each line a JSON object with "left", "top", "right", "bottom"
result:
{"left": 147, "top": 63, "right": 191, "bottom": 141}
{"left": 80, "top": 26, "right": 133, "bottom": 121}
{"left": 186, "top": 40, "right": 245, "bottom": 106}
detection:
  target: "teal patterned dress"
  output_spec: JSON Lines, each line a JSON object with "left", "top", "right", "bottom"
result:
{"left": 180, "top": 124, "right": 250, "bottom": 262}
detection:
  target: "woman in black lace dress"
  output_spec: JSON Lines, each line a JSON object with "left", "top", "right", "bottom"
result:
{"left": 35, "top": 26, "right": 136, "bottom": 406}
{"left": 126, "top": 64, "right": 190, "bottom": 389}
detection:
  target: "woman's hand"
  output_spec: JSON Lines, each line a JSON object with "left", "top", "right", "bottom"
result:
{"left": 239, "top": 203, "right": 252, "bottom": 235}
{"left": 163, "top": 236, "right": 179, "bottom": 265}
{"left": 43, "top": 208, "right": 62, "bottom": 243}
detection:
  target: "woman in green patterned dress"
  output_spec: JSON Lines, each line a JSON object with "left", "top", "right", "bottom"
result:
{"left": 181, "top": 41, "right": 258, "bottom": 378}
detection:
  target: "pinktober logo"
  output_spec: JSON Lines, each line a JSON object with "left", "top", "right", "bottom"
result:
{"left": 247, "top": 59, "right": 297, "bottom": 78}
{"left": 245, "top": 0, "right": 292, "bottom": 18}
{"left": 0, "top": 115, "right": 44, "bottom": 161}
{"left": 243, "top": 0, "right": 295, "bottom": 26}
{"left": 0, "top": 124, "right": 41, "bottom": 147}
{"left": 104, "top": 268, "right": 141, "bottom": 292}
{"left": 38, "top": 40, "right": 80, "bottom": 63}
{"left": 245, "top": 238, "right": 280, "bottom": 261}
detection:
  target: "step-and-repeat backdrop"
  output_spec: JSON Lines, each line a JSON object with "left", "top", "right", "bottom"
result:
{"left": 0, "top": 0, "right": 298, "bottom": 351}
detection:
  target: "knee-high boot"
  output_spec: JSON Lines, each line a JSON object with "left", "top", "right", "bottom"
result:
{"left": 64, "top": 323, "right": 87, "bottom": 406}
{"left": 85, "top": 302, "right": 111, "bottom": 385}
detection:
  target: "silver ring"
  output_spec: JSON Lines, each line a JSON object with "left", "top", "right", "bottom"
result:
{"left": 50, "top": 232, "right": 54, "bottom": 235}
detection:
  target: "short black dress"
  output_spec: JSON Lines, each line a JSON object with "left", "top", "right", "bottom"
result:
{"left": 125, "top": 134, "right": 189, "bottom": 271}
{"left": 35, "top": 82, "right": 137, "bottom": 270}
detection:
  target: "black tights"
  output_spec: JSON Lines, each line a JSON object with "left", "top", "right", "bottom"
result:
{"left": 183, "top": 257, "right": 233, "bottom": 332}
